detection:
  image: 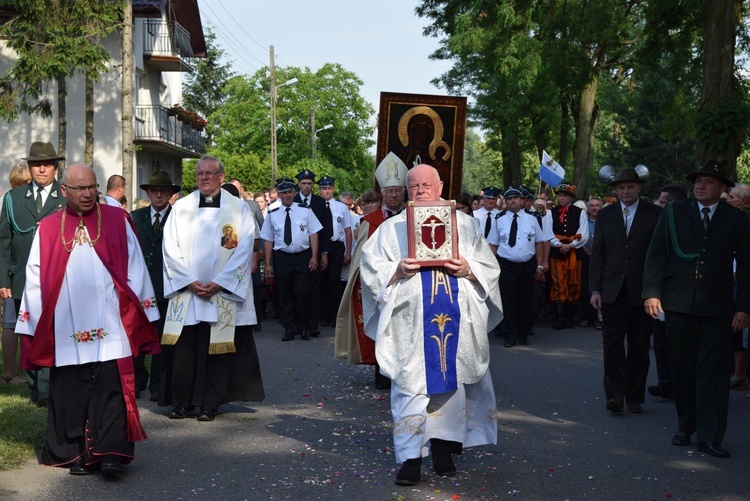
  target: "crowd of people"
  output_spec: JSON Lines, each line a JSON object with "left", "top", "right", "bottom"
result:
{"left": 1, "top": 140, "right": 749, "bottom": 484}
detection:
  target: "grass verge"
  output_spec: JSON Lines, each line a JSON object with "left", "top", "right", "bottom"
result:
{"left": 0, "top": 351, "right": 46, "bottom": 471}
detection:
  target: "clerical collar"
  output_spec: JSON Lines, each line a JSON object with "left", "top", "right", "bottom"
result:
{"left": 199, "top": 191, "right": 221, "bottom": 207}
{"left": 384, "top": 206, "right": 403, "bottom": 218}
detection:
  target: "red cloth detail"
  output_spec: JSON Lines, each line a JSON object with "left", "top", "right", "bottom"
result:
{"left": 352, "top": 276, "right": 375, "bottom": 364}
{"left": 557, "top": 205, "right": 569, "bottom": 224}
{"left": 117, "top": 357, "right": 147, "bottom": 442}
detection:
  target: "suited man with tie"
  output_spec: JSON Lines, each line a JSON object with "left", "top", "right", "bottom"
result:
{"left": 589, "top": 167, "right": 661, "bottom": 414}
{"left": 0, "top": 141, "right": 67, "bottom": 406}
{"left": 130, "top": 171, "right": 180, "bottom": 401}
{"left": 293, "top": 169, "right": 328, "bottom": 337}
{"left": 644, "top": 161, "right": 750, "bottom": 458}
{"left": 473, "top": 186, "right": 501, "bottom": 240}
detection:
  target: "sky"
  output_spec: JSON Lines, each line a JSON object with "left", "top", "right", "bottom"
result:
{"left": 196, "top": 0, "right": 456, "bottom": 123}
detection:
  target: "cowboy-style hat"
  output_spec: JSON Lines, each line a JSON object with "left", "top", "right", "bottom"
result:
{"left": 686, "top": 160, "right": 735, "bottom": 188}
{"left": 599, "top": 165, "right": 649, "bottom": 187}
{"left": 140, "top": 171, "right": 181, "bottom": 192}
{"left": 22, "top": 142, "right": 64, "bottom": 162}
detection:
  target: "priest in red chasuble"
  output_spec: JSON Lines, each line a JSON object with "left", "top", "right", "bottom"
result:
{"left": 16, "top": 164, "right": 160, "bottom": 477}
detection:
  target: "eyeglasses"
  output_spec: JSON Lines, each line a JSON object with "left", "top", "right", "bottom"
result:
{"left": 63, "top": 183, "right": 99, "bottom": 193}
{"left": 196, "top": 170, "right": 222, "bottom": 178}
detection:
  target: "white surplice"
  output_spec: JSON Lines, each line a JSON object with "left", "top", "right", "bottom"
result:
{"left": 16, "top": 223, "right": 159, "bottom": 367}
{"left": 162, "top": 190, "right": 256, "bottom": 326}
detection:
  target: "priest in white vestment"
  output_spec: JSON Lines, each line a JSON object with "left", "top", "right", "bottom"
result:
{"left": 360, "top": 165, "right": 503, "bottom": 486}
{"left": 16, "top": 164, "right": 160, "bottom": 477}
{"left": 160, "top": 155, "right": 264, "bottom": 422}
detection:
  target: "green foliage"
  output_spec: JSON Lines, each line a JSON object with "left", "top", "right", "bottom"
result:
{"left": 183, "top": 28, "right": 234, "bottom": 145}
{"left": 205, "top": 63, "right": 375, "bottom": 195}
{"left": 0, "top": 0, "right": 126, "bottom": 121}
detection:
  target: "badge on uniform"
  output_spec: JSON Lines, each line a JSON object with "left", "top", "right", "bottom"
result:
{"left": 527, "top": 233, "right": 533, "bottom": 242}
{"left": 221, "top": 224, "right": 238, "bottom": 249}
{"left": 298, "top": 222, "right": 307, "bottom": 232}
{"left": 336, "top": 216, "right": 342, "bottom": 223}
{"left": 499, "top": 234, "right": 508, "bottom": 244}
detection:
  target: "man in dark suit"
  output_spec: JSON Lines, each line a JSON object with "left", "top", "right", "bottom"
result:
{"left": 643, "top": 160, "right": 750, "bottom": 458}
{"left": 590, "top": 168, "right": 661, "bottom": 414}
{"left": 293, "top": 169, "right": 329, "bottom": 337}
{"left": 0, "top": 141, "right": 66, "bottom": 406}
{"left": 130, "top": 171, "right": 180, "bottom": 401}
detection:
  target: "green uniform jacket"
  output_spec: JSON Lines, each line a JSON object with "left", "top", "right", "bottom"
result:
{"left": 130, "top": 206, "right": 170, "bottom": 303}
{"left": 0, "top": 181, "right": 66, "bottom": 297}
{"left": 642, "top": 198, "right": 750, "bottom": 318}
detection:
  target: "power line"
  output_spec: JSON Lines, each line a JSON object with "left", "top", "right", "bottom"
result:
{"left": 215, "top": 0, "right": 269, "bottom": 53}
{"left": 199, "top": 1, "right": 266, "bottom": 71}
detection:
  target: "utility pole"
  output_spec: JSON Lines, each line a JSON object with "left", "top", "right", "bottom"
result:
{"left": 269, "top": 45, "right": 278, "bottom": 181}
{"left": 310, "top": 108, "right": 316, "bottom": 160}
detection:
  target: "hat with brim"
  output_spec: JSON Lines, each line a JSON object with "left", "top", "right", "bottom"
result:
{"left": 22, "top": 141, "right": 64, "bottom": 162}
{"left": 503, "top": 187, "right": 523, "bottom": 198}
{"left": 555, "top": 183, "right": 576, "bottom": 197}
{"left": 607, "top": 168, "right": 644, "bottom": 187}
{"left": 140, "top": 171, "right": 181, "bottom": 192}
{"left": 686, "top": 160, "right": 735, "bottom": 188}
{"left": 482, "top": 186, "right": 500, "bottom": 198}
{"left": 275, "top": 177, "right": 296, "bottom": 193}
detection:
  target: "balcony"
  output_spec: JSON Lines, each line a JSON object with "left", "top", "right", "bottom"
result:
{"left": 142, "top": 19, "right": 195, "bottom": 72}
{"left": 134, "top": 105, "right": 205, "bottom": 157}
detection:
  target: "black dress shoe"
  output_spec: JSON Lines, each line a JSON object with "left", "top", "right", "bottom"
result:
{"left": 395, "top": 457, "right": 422, "bottom": 486}
{"left": 310, "top": 329, "right": 321, "bottom": 337}
{"left": 432, "top": 453, "right": 456, "bottom": 477}
{"left": 69, "top": 458, "right": 99, "bottom": 476}
{"left": 168, "top": 406, "right": 188, "bottom": 419}
{"left": 150, "top": 392, "right": 159, "bottom": 402}
{"left": 626, "top": 401, "right": 643, "bottom": 414}
{"left": 300, "top": 330, "right": 311, "bottom": 341}
{"left": 648, "top": 385, "right": 674, "bottom": 399}
{"left": 697, "top": 441, "right": 730, "bottom": 458}
{"left": 197, "top": 408, "right": 216, "bottom": 422}
{"left": 281, "top": 331, "right": 295, "bottom": 342}
{"left": 672, "top": 431, "right": 691, "bottom": 446}
{"left": 504, "top": 341, "right": 516, "bottom": 348}
{"left": 606, "top": 398, "right": 624, "bottom": 413}
{"left": 100, "top": 455, "right": 124, "bottom": 477}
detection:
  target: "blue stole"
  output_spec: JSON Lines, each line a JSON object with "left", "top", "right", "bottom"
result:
{"left": 420, "top": 268, "right": 460, "bottom": 394}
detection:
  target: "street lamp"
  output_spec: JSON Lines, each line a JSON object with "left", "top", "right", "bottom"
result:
{"left": 269, "top": 66, "right": 298, "bottom": 180}
{"left": 312, "top": 124, "right": 333, "bottom": 160}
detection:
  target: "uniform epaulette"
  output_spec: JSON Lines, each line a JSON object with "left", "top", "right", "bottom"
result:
{"left": 525, "top": 208, "right": 542, "bottom": 220}
{"left": 496, "top": 210, "right": 507, "bottom": 219}
{"left": 297, "top": 203, "right": 311, "bottom": 208}
{"left": 268, "top": 207, "right": 280, "bottom": 213}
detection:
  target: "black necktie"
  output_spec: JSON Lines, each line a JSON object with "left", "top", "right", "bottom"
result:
{"left": 303, "top": 197, "right": 309, "bottom": 207}
{"left": 153, "top": 212, "right": 161, "bottom": 234}
{"left": 36, "top": 186, "right": 43, "bottom": 213}
{"left": 484, "top": 213, "right": 492, "bottom": 238}
{"left": 702, "top": 207, "right": 711, "bottom": 231}
{"left": 509, "top": 213, "right": 518, "bottom": 247}
{"left": 284, "top": 207, "right": 292, "bottom": 245}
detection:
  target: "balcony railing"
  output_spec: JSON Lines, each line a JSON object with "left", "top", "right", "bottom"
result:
{"left": 134, "top": 105, "right": 205, "bottom": 155}
{"left": 142, "top": 19, "right": 194, "bottom": 71}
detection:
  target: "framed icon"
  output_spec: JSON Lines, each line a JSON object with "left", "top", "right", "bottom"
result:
{"left": 406, "top": 200, "right": 459, "bottom": 266}
{"left": 376, "top": 92, "right": 467, "bottom": 200}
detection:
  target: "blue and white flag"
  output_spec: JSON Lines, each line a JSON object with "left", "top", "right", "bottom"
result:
{"left": 539, "top": 150, "right": 565, "bottom": 187}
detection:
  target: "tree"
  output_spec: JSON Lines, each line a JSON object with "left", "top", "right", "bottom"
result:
{"left": 209, "top": 63, "right": 375, "bottom": 194}
{"left": 183, "top": 28, "right": 234, "bottom": 146}
{"left": 0, "top": 0, "right": 126, "bottom": 165}
{"left": 417, "top": 0, "right": 646, "bottom": 196}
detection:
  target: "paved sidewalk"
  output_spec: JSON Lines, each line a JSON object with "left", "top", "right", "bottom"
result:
{"left": 1, "top": 318, "right": 749, "bottom": 500}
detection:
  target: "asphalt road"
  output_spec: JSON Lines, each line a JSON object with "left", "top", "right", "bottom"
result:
{"left": 1, "top": 317, "right": 749, "bottom": 501}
